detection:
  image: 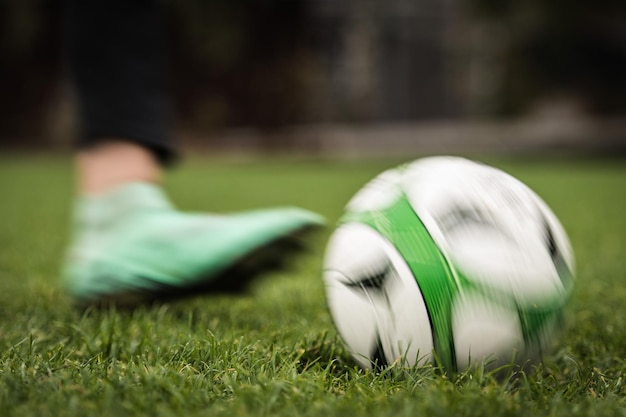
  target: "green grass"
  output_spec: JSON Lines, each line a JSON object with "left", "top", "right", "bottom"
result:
{"left": 0, "top": 153, "right": 625, "bottom": 417}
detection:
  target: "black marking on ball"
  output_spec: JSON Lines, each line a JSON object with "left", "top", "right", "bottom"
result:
{"left": 370, "top": 331, "right": 389, "bottom": 369}
{"left": 543, "top": 219, "right": 573, "bottom": 285}
{"left": 437, "top": 207, "right": 492, "bottom": 232}
{"left": 344, "top": 263, "right": 391, "bottom": 294}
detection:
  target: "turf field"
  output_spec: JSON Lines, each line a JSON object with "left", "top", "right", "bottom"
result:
{"left": 0, "top": 154, "right": 625, "bottom": 417}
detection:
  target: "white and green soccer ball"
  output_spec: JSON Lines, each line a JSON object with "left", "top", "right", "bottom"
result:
{"left": 323, "top": 156, "right": 574, "bottom": 371}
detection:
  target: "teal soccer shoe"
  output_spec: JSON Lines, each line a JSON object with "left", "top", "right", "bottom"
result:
{"left": 63, "top": 184, "right": 324, "bottom": 306}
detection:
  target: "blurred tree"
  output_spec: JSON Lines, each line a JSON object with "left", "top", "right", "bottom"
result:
{"left": 0, "top": 0, "right": 63, "bottom": 145}
{"left": 163, "top": 0, "right": 317, "bottom": 133}
{"left": 3, "top": 0, "right": 625, "bottom": 148}
{"left": 468, "top": 0, "right": 626, "bottom": 115}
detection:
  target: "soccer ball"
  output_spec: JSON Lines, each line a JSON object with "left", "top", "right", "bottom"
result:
{"left": 323, "top": 156, "right": 574, "bottom": 371}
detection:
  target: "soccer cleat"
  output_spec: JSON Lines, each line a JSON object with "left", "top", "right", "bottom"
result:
{"left": 62, "top": 183, "right": 324, "bottom": 306}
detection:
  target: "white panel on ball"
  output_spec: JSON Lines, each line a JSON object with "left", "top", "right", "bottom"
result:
{"left": 324, "top": 223, "right": 434, "bottom": 369}
{"left": 452, "top": 293, "right": 523, "bottom": 369}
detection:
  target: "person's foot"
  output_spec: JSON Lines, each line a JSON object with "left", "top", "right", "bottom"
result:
{"left": 62, "top": 183, "right": 324, "bottom": 306}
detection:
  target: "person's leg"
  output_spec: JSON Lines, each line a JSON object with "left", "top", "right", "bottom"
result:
{"left": 77, "top": 141, "right": 160, "bottom": 194}
{"left": 66, "top": 0, "right": 175, "bottom": 168}
{"left": 63, "top": 0, "right": 323, "bottom": 306}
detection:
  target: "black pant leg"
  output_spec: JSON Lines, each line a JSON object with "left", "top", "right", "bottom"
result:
{"left": 66, "top": 0, "right": 176, "bottom": 165}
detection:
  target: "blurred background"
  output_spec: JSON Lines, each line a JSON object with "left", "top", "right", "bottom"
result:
{"left": 1, "top": 0, "right": 625, "bottom": 156}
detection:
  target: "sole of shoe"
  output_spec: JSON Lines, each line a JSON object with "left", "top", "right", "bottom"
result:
{"left": 82, "top": 224, "right": 320, "bottom": 308}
